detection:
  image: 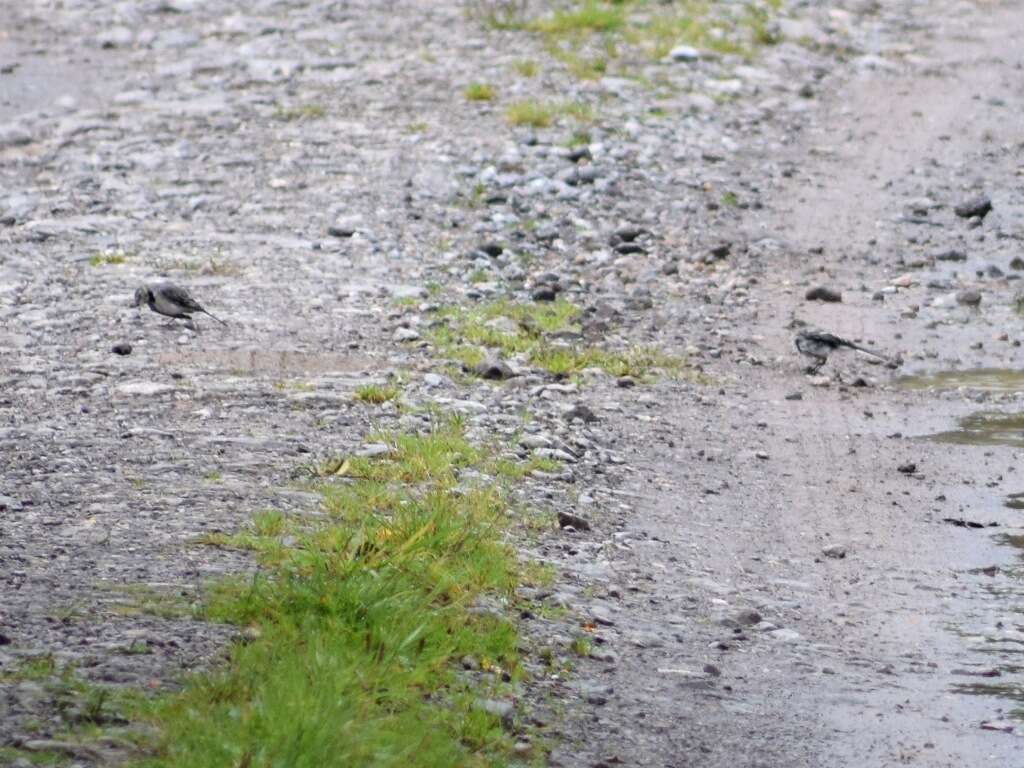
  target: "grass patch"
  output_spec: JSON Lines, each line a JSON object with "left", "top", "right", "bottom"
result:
{"left": 426, "top": 299, "right": 687, "bottom": 381}
{"left": 354, "top": 383, "right": 402, "bottom": 405}
{"left": 505, "top": 99, "right": 557, "bottom": 128}
{"left": 0, "top": 746, "right": 71, "bottom": 766}
{"left": 100, "top": 583, "right": 198, "bottom": 621}
{"left": 88, "top": 249, "right": 128, "bottom": 267}
{"left": 128, "top": 416, "right": 540, "bottom": 767}
{"left": 273, "top": 103, "right": 326, "bottom": 122}
{"left": 505, "top": 99, "right": 595, "bottom": 128}
{"left": 464, "top": 82, "right": 497, "bottom": 102}
{"left": 0, "top": 654, "right": 58, "bottom": 682}
{"left": 513, "top": 59, "right": 539, "bottom": 77}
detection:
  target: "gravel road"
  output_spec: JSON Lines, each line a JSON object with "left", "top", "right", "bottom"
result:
{"left": 3, "top": 1, "right": 1023, "bottom": 766}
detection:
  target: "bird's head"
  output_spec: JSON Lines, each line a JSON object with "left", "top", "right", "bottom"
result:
{"left": 131, "top": 286, "right": 152, "bottom": 308}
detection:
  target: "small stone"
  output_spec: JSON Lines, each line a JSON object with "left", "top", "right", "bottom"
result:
{"left": 897, "top": 462, "right": 917, "bottom": 474}
{"left": 822, "top": 544, "right": 847, "bottom": 559}
{"left": 327, "top": 215, "right": 361, "bottom": 237}
{"left": 111, "top": 342, "right": 133, "bottom": 356}
{"left": 564, "top": 403, "right": 599, "bottom": 423}
{"left": 473, "top": 358, "right": 515, "bottom": 380}
{"left": 616, "top": 376, "right": 637, "bottom": 388}
{"left": 531, "top": 286, "right": 558, "bottom": 302}
{"left": 702, "top": 663, "right": 721, "bottom": 677}
{"left": 805, "top": 286, "right": 843, "bottom": 302}
{"left": 935, "top": 249, "right": 967, "bottom": 262}
{"left": 1010, "top": 257, "right": 1024, "bottom": 271}
{"left": 954, "top": 195, "right": 992, "bottom": 219}
{"left": 784, "top": 392, "right": 803, "bottom": 401}
{"left": 614, "top": 226, "right": 645, "bottom": 242}
{"left": 558, "top": 510, "right": 591, "bottom": 531}
{"left": 357, "top": 443, "right": 390, "bottom": 458}
{"left": 956, "top": 289, "right": 982, "bottom": 307}
{"left": 392, "top": 327, "right": 420, "bottom": 342}
{"left": 980, "top": 720, "right": 1015, "bottom": 733}
{"left": 669, "top": 45, "right": 700, "bottom": 62}
{"left": 479, "top": 242, "right": 503, "bottom": 257}
{"left": 115, "top": 381, "right": 176, "bottom": 396}
{"left": 769, "top": 628, "right": 802, "bottom": 643}
{"left": 732, "top": 609, "right": 763, "bottom": 626}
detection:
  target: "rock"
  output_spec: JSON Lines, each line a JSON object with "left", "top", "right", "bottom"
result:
{"left": 558, "top": 510, "right": 591, "bottom": 531}
{"left": 356, "top": 443, "right": 390, "bottom": 458}
{"left": 616, "top": 376, "right": 637, "bottom": 389}
{"left": 479, "top": 242, "right": 503, "bottom": 257}
{"left": 897, "top": 462, "right": 917, "bottom": 474}
{"left": 111, "top": 342, "right": 133, "bottom": 356}
{"left": 531, "top": 286, "right": 558, "bottom": 302}
{"left": 980, "top": 720, "right": 1015, "bottom": 733}
{"left": 956, "top": 289, "right": 982, "bottom": 307}
{"left": 476, "top": 699, "right": 515, "bottom": 727}
{"left": 0, "top": 124, "right": 32, "bottom": 148}
{"left": 935, "top": 249, "right": 967, "bottom": 262}
{"left": 115, "top": 381, "right": 176, "bottom": 396}
{"left": 590, "top": 604, "right": 615, "bottom": 626}
{"left": 732, "top": 608, "right": 763, "bottom": 626}
{"left": 954, "top": 195, "right": 992, "bottom": 219}
{"left": 805, "top": 286, "right": 843, "bottom": 302}
{"left": 473, "top": 358, "right": 515, "bottom": 380}
{"left": 327, "top": 215, "right": 362, "bottom": 237}
{"left": 483, "top": 316, "right": 520, "bottom": 335}
{"left": 564, "top": 403, "right": 599, "bottom": 423}
{"left": 769, "top": 628, "right": 802, "bottom": 643}
{"left": 1010, "top": 257, "right": 1024, "bottom": 271}
{"left": 822, "top": 544, "right": 847, "bottom": 559}
{"left": 784, "top": 392, "right": 803, "bottom": 401}
{"left": 614, "top": 226, "right": 646, "bottom": 242}
{"left": 669, "top": 45, "right": 701, "bottom": 62}
{"left": 392, "top": 327, "right": 421, "bottom": 342}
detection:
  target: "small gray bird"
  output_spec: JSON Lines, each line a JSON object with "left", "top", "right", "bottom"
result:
{"left": 131, "top": 282, "right": 226, "bottom": 327}
{"left": 795, "top": 328, "right": 886, "bottom": 373}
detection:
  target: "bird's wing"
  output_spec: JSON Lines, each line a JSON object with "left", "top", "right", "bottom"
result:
{"left": 158, "top": 283, "right": 205, "bottom": 312}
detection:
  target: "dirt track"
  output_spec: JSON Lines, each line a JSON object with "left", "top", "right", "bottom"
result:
{"left": 3, "top": 1, "right": 1024, "bottom": 766}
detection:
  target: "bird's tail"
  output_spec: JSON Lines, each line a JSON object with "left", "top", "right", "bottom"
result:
{"left": 201, "top": 309, "right": 228, "bottom": 326}
{"left": 843, "top": 340, "right": 887, "bottom": 360}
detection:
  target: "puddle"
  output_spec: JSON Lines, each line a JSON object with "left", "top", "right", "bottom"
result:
{"left": 158, "top": 349, "right": 377, "bottom": 375}
{"left": 923, "top": 412, "right": 1024, "bottom": 448}
{"left": 897, "top": 368, "right": 1024, "bottom": 393}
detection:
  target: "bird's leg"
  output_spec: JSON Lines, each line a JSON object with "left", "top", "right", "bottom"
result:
{"left": 186, "top": 317, "right": 201, "bottom": 333}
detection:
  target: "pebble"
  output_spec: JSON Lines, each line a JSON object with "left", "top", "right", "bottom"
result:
{"left": 111, "top": 342, "right": 133, "bottom": 356}
{"left": 558, "top": 510, "right": 591, "bottom": 531}
{"left": 805, "top": 286, "right": 842, "bottom": 302}
{"left": 955, "top": 289, "right": 982, "bottom": 307}
{"left": 954, "top": 195, "right": 992, "bottom": 219}
{"left": 822, "top": 544, "right": 847, "bottom": 559}
{"left": 392, "top": 327, "right": 421, "bottom": 342}
{"left": 668, "top": 45, "right": 701, "bottom": 62}
{"left": 473, "top": 357, "right": 515, "bottom": 380}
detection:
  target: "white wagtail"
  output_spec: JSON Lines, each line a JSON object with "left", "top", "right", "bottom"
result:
{"left": 131, "top": 282, "right": 226, "bottom": 327}
{"left": 795, "top": 328, "right": 887, "bottom": 373}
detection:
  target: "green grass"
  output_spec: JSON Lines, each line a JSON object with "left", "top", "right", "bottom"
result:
{"left": 273, "top": 103, "right": 326, "bottom": 121}
{"left": 88, "top": 249, "right": 128, "bottom": 267}
{"left": 464, "top": 82, "right": 497, "bottom": 102}
{"left": 354, "top": 383, "right": 402, "bottom": 405}
{"left": 513, "top": 59, "right": 539, "bottom": 77}
{"left": 0, "top": 654, "right": 57, "bottom": 682}
{"left": 505, "top": 100, "right": 557, "bottom": 128}
{"left": 127, "top": 416, "right": 544, "bottom": 768}
{"left": 426, "top": 299, "right": 688, "bottom": 381}
{"left": 569, "top": 636, "right": 593, "bottom": 657}
{"left": 505, "top": 99, "right": 595, "bottom": 128}
{"left": 0, "top": 745, "right": 71, "bottom": 766}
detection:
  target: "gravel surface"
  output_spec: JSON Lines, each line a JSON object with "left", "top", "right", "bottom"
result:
{"left": 3, "top": 1, "right": 1024, "bottom": 766}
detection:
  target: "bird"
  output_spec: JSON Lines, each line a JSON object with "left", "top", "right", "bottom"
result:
{"left": 131, "top": 282, "right": 226, "bottom": 327}
{"left": 794, "top": 328, "right": 887, "bottom": 373}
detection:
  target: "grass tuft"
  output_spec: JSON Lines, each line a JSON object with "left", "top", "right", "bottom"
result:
{"left": 273, "top": 103, "right": 326, "bottom": 122}
{"left": 426, "top": 299, "right": 689, "bottom": 381}
{"left": 128, "top": 416, "right": 538, "bottom": 767}
{"left": 354, "top": 383, "right": 402, "bottom": 405}
{"left": 464, "top": 82, "right": 497, "bottom": 102}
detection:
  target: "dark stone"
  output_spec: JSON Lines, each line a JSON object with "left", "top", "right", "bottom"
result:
{"left": 614, "top": 226, "right": 645, "bottom": 242}
{"left": 1010, "top": 257, "right": 1024, "bottom": 271}
{"left": 956, "top": 289, "right": 982, "bottom": 307}
{"left": 897, "top": 462, "right": 917, "bottom": 474}
{"left": 111, "top": 342, "right": 133, "bottom": 356}
{"left": 558, "top": 510, "right": 591, "bottom": 531}
{"left": 708, "top": 242, "right": 731, "bottom": 260}
{"left": 479, "top": 242, "right": 503, "bottom": 257}
{"left": 954, "top": 195, "right": 992, "bottom": 219}
{"left": 564, "top": 403, "right": 599, "bottom": 423}
{"left": 616, "top": 376, "right": 637, "bottom": 388}
{"left": 935, "top": 249, "right": 967, "bottom": 262}
{"left": 567, "top": 146, "right": 592, "bottom": 163}
{"left": 805, "top": 286, "right": 842, "bottom": 303}
{"left": 614, "top": 242, "right": 645, "bottom": 255}
{"left": 531, "top": 286, "right": 557, "bottom": 302}
{"left": 473, "top": 358, "right": 514, "bottom": 380}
